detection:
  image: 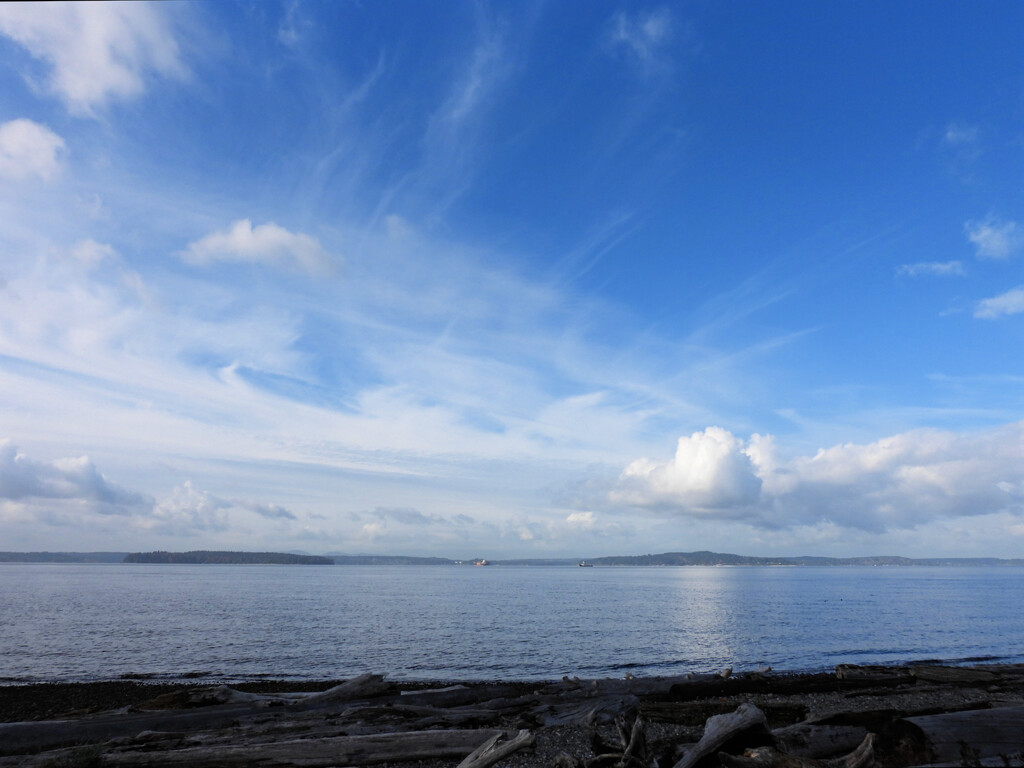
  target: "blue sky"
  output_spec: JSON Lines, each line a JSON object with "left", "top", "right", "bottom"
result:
{"left": 1, "top": 1, "right": 1022, "bottom": 558}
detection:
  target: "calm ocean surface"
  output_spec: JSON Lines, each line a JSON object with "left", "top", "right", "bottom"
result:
{"left": 2, "top": 564, "right": 1022, "bottom": 684}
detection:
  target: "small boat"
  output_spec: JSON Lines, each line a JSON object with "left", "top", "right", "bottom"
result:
{"left": 578, "top": 561, "right": 593, "bottom": 567}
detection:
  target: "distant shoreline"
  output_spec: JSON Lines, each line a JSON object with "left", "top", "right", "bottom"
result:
{"left": 3, "top": 548, "right": 1024, "bottom": 566}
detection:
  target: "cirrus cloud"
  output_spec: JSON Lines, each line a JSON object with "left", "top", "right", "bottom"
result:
{"left": 896, "top": 260, "right": 965, "bottom": 277}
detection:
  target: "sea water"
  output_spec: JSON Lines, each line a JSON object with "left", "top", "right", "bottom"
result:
{"left": 1, "top": 564, "right": 1022, "bottom": 683}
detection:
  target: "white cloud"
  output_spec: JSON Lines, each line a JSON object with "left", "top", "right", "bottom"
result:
{"left": 148, "top": 480, "right": 230, "bottom": 533}
{"left": 975, "top": 286, "right": 1024, "bottom": 319}
{"left": 896, "top": 260, "right": 965, "bottom": 277}
{"left": 0, "top": 119, "right": 65, "bottom": 181}
{"left": 0, "top": 442, "right": 297, "bottom": 537}
{"left": 611, "top": 423, "right": 1024, "bottom": 533}
{"left": 566, "top": 511, "right": 595, "bottom": 528}
{"left": 0, "top": 2, "right": 185, "bottom": 115}
{"left": 181, "top": 220, "right": 334, "bottom": 275}
{"left": 612, "top": 426, "right": 762, "bottom": 514}
{"left": 965, "top": 216, "right": 1021, "bottom": 259}
{"left": 0, "top": 439, "right": 147, "bottom": 511}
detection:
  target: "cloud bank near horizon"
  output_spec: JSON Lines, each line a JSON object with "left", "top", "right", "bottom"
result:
{"left": 5, "top": 419, "right": 1024, "bottom": 555}
{"left": 610, "top": 424, "right": 1024, "bottom": 534}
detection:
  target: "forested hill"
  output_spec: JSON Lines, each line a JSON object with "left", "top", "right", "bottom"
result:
{"left": 123, "top": 551, "right": 334, "bottom": 565}
{"left": 588, "top": 551, "right": 1024, "bottom": 566}
{"left": 0, "top": 552, "right": 127, "bottom": 563}
{"left": 331, "top": 555, "right": 455, "bottom": 565}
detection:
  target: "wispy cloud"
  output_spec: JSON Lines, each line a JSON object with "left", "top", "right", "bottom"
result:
{"left": 975, "top": 286, "right": 1024, "bottom": 319}
{"left": 0, "top": 2, "right": 186, "bottom": 116}
{"left": 180, "top": 220, "right": 335, "bottom": 275}
{"left": 896, "top": 260, "right": 965, "bottom": 277}
{"left": 0, "top": 119, "right": 66, "bottom": 181}
{"left": 608, "top": 7, "right": 675, "bottom": 73}
{"left": 965, "top": 216, "right": 1022, "bottom": 259}
{"left": 415, "top": 18, "right": 511, "bottom": 213}
{"left": 943, "top": 122, "right": 978, "bottom": 147}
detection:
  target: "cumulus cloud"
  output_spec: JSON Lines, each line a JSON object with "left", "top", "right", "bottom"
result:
{"left": 611, "top": 423, "right": 1024, "bottom": 533}
{"left": 149, "top": 480, "right": 230, "bottom": 533}
{"left": 148, "top": 483, "right": 299, "bottom": 532}
{"left": 896, "top": 260, "right": 965, "bottom": 277}
{"left": 975, "top": 286, "right": 1024, "bottom": 319}
{"left": 0, "top": 119, "right": 65, "bottom": 181}
{"left": 0, "top": 440, "right": 147, "bottom": 510}
{"left": 0, "top": 443, "right": 297, "bottom": 533}
{"left": 612, "top": 427, "right": 762, "bottom": 514}
{"left": 181, "top": 220, "right": 334, "bottom": 275}
{"left": 965, "top": 216, "right": 1021, "bottom": 259}
{"left": 0, "top": 2, "right": 185, "bottom": 115}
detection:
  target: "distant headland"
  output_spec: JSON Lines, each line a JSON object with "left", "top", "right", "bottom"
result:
{"left": 122, "top": 551, "right": 334, "bottom": 565}
{"left": 2, "top": 549, "right": 1024, "bottom": 565}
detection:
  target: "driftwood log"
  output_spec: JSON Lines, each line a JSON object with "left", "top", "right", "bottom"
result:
{"left": 887, "top": 705, "right": 1024, "bottom": 766}
{"left": 771, "top": 722, "right": 869, "bottom": 759}
{"left": 456, "top": 729, "right": 535, "bottom": 768}
{"left": 4, "top": 664, "right": 1024, "bottom": 767}
{"left": 671, "top": 703, "right": 772, "bottom": 768}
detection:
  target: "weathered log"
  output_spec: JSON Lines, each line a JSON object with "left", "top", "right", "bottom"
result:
{"left": 534, "top": 694, "right": 641, "bottom": 726}
{"left": 772, "top": 723, "right": 868, "bottom": 758}
{"left": 644, "top": 701, "right": 807, "bottom": 728}
{"left": 671, "top": 703, "right": 772, "bottom": 768}
{"left": 0, "top": 704, "right": 268, "bottom": 756}
{"left": 718, "top": 732, "right": 875, "bottom": 768}
{"left": 456, "top": 728, "right": 535, "bottom": 768}
{"left": 909, "top": 665, "right": 999, "bottom": 685}
{"left": 139, "top": 684, "right": 280, "bottom": 709}
{"left": 887, "top": 705, "right": 1024, "bottom": 765}
{"left": 288, "top": 673, "right": 395, "bottom": 710}
{"left": 395, "top": 683, "right": 527, "bottom": 708}
{"left": 95, "top": 728, "right": 509, "bottom": 767}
